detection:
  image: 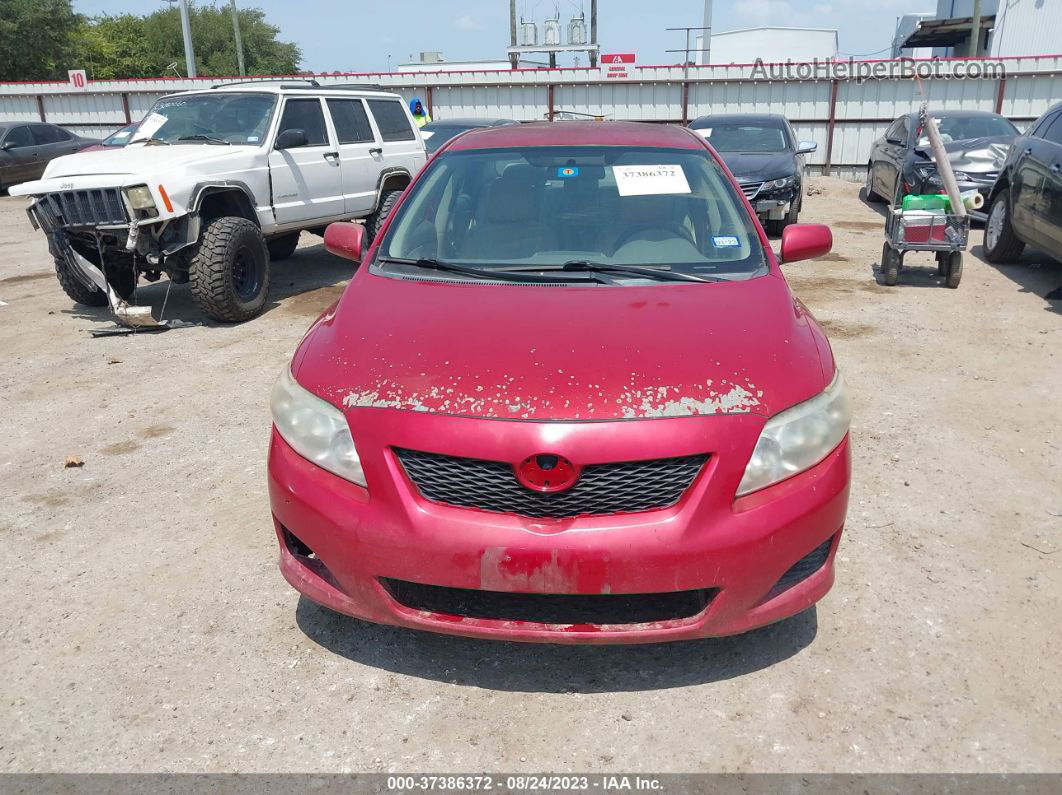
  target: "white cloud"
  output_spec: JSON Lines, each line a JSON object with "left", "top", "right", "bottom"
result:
{"left": 455, "top": 14, "right": 482, "bottom": 31}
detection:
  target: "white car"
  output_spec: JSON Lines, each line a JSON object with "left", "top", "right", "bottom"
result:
{"left": 11, "top": 81, "right": 426, "bottom": 322}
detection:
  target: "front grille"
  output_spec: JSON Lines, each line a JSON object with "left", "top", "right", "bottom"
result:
{"left": 394, "top": 449, "right": 707, "bottom": 520}
{"left": 36, "top": 188, "right": 128, "bottom": 228}
{"left": 769, "top": 536, "right": 834, "bottom": 597}
{"left": 740, "top": 182, "right": 762, "bottom": 200}
{"left": 381, "top": 578, "right": 715, "bottom": 625}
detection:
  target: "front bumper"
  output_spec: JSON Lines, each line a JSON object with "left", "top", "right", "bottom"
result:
{"left": 268, "top": 411, "right": 850, "bottom": 644}
{"left": 753, "top": 186, "right": 799, "bottom": 220}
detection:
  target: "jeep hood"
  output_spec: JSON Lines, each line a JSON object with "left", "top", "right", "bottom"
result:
{"left": 294, "top": 271, "right": 828, "bottom": 422}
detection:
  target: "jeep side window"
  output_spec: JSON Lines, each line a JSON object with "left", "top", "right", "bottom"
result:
{"left": 277, "top": 99, "right": 328, "bottom": 147}
{"left": 367, "top": 99, "right": 416, "bottom": 142}
{"left": 326, "top": 99, "right": 375, "bottom": 144}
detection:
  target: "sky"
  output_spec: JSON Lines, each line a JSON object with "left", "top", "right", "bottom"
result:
{"left": 73, "top": 0, "right": 938, "bottom": 73}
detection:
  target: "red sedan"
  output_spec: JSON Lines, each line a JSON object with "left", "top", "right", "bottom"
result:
{"left": 268, "top": 122, "right": 850, "bottom": 644}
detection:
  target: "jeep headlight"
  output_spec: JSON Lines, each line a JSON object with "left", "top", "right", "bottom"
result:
{"left": 270, "top": 367, "right": 366, "bottom": 487}
{"left": 125, "top": 185, "right": 156, "bottom": 211}
{"left": 737, "top": 372, "right": 851, "bottom": 496}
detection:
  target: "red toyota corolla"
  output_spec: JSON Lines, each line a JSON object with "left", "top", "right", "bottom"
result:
{"left": 268, "top": 122, "right": 850, "bottom": 644}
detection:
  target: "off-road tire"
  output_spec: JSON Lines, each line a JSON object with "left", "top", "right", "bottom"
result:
{"left": 189, "top": 216, "right": 271, "bottom": 323}
{"left": 54, "top": 255, "right": 137, "bottom": 307}
{"left": 267, "top": 232, "right": 301, "bottom": 260}
{"left": 364, "top": 190, "right": 402, "bottom": 243}
{"left": 983, "top": 191, "right": 1025, "bottom": 263}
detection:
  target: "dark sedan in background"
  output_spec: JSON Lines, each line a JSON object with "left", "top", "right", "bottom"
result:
{"left": 984, "top": 101, "right": 1062, "bottom": 266}
{"left": 0, "top": 123, "right": 97, "bottom": 191}
{"left": 864, "top": 110, "right": 1019, "bottom": 208}
{"left": 420, "top": 117, "right": 519, "bottom": 155}
{"left": 689, "top": 113, "right": 816, "bottom": 235}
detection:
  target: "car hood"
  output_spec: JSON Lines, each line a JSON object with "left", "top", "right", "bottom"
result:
{"left": 714, "top": 152, "right": 796, "bottom": 183}
{"left": 294, "top": 270, "right": 828, "bottom": 422}
{"left": 913, "top": 135, "right": 1013, "bottom": 175}
{"left": 39, "top": 143, "right": 251, "bottom": 178}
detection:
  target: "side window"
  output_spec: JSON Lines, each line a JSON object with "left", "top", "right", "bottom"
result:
{"left": 276, "top": 99, "right": 328, "bottom": 147}
{"left": 367, "top": 99, "right": 416, "bottom": 142}
{"left": 1040, "top": 114, "right": 1062, "bottom": 146}
{"left": 326, "top": 99, "right": 374, "bottom": 144}
{"left": 885, "top": 118, "right": 904, "bottom": 143}
{"left": 32, "top": 125, "right": 70, "bottom": 144}
{"left": 1028, "top": 112, "right": 1058, "bottom": 139}
{"left": 4, "top": 126, "right": 34, "bottom": 148}
{"left": 897, "top": 117, "right": 910, "bottom": 145}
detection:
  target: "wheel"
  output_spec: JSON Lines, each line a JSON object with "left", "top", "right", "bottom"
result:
{"left": 983, "top": 191, "right": 1025, "bottom": 263}
{"left": 945, "top": 251, "right": 963, "bottom": 289}
{"left": 189, "top": 216, "right": 271, "bottom": 323}
{"left": 364, "top": 190, "right": 402, "bottom": 243}
{"left": 882, "top": 242, "right": 900, "bottom": 286}
{"left": 864, "top": 163, "right": 885, "bottom": 203}
{"left": 935, "top": 252, "right": 947, "bottom": 276}
{"left": 267, "top": 232, "right": 300, "bottom": 261}
{"left": 53, "top": 254, "right": 137, "bottom": 307}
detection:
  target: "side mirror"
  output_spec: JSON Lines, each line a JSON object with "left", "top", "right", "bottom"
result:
{"left": 780, "top": 223, "right": 832, "bottom": 264}
{"left": 323, "top": 222, "right": 366, "bottom": 263}
{"left": 885, "top": 135, "right": 903, "bottom": 145}
{"left": 275, "top": 128, "right": 308, "bottom": 150}
{"left": 1, "top": 140, "right": 16, "bottom": 151}
{"left": 797, "top": 140, "right": 817, "bottom": 154}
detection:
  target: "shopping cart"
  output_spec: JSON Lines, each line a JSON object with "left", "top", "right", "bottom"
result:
{"left": 882, "top": 209, "right": 970, "bottom": 289}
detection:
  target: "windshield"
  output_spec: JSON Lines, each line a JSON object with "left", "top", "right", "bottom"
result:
{"left": 131, "top": 92, "right": 277, "bottom": 145}
{"left": 917, "top": 116, "right": 1018, "bottom": 146}
{"left": 423, "top": 124, "right": 481, "bottom": 154}
{"left": 376, "top": 146, "right": 766, "bottom": 283}
{"left": 695, "top": 123, "right": 790, "bottom": 153}
{"left": 102, "top": 125, "right": 136, "bottom": 147}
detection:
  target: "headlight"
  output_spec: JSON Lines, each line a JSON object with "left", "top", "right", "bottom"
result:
{"left": 763, "top": 175, "right": 795, "bottom": 190}
{"left": 270, "top": 367, "right": 366, "bottom": 487}
{"left": 124, "top": 185, "right": 156, "bottom": 210}
{"left": 736, "top": 372, "right": 851, "bottom": 496}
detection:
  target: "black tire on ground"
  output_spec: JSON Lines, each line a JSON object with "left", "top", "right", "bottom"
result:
{"left": 189, "top": 216, "right": 271, "bottom": 323}
{"left": 267, "top": 232, "right": 301, "bottom": 260}
{"left": 863, "top": 163, "right": 885, "bottom": 203}
{"left": 53, "top": 255, "right": 137, "bottom": 307}
{"left": 983, "top": 191, "right": 1025, "bottom": 263}
{"left": 935, "top": 251, "right": 947, "bottom": 276}
{"left": 364, "top": 190, "right": 402, "bottom": 243}
{"left": 945, "top": 251, "right": 963, "bottom": 289}
{"left": 882, "top": 242, "right": 900, "bottom": 286}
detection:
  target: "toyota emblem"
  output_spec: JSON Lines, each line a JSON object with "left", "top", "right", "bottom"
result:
{"left": 515, "top": 454, "right": 578, "bottom": 493}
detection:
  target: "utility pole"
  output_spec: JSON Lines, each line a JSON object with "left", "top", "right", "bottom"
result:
{"left": 509, "top": 0, "right": 518, "bottom": 69}
{"left": 178, "top": 0, "right": 197, "bottom": 78}
{"left": 590, "top": 0, "right": 598, "bottom": 67}
{"left": 702, "top": 0, "right": 713, "bottom": 65}
{"left": 968, "top": 0, "right": 982, "bottom": 58}
{"left": 230, "top": 0, "right": 246, "bottom": 76}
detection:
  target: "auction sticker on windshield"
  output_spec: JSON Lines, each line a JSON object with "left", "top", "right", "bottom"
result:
{"left": 133, "top": 112, "right": 167, "bottom": 141}
{"left": 613, "top": 164, "right": 690, "bottom": 196}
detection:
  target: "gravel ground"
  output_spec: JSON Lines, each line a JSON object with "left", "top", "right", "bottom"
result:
{"left": 0, "top": 177, "right": 1059, "bottom": 773}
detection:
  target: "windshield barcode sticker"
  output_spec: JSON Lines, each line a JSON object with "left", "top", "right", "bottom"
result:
{"left": 713, "top": 236, "right": 740, "bottom": 248}
{"left": 613, "top": 165, "right": 691, "bottom": 196}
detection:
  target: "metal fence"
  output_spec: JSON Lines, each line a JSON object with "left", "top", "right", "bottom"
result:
{"left": 2, "top": 55, "right": 1060, "bottom": 179}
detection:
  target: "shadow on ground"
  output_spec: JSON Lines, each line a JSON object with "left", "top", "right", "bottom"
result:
{"left": 61, "top": 240, "right": 355, "bottom": 328}
{"left": 295, "top": 597, "right": 818, "bottom": 693}
{"left": 970, "top": 244, "right": 1062, "bottom": 315}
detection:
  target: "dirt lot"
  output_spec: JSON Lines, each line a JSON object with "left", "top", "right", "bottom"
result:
{"left": 1, "top": 178, "right": 1059, "bottom": 773}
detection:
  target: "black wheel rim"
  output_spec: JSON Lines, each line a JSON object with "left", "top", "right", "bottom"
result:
{"left": 231, "top": 244, "right": 263, "bottom": 301}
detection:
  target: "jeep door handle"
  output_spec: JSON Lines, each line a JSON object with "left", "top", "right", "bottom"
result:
{"left": 369, "top": 147, "right": 383, "bottom": 156}
{"left": 323, "top": 150, "right": 339, "bottom": 161}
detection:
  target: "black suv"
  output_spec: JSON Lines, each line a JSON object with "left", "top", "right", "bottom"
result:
{"left": 984, "top": 102, "right": 1062, "bottom": 264}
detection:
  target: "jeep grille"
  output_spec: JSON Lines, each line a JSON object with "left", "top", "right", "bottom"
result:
{"left": 37, "top": 189, "right": 128, "bottom": 228}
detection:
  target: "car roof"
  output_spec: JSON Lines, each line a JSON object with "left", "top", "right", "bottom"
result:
{"left": 445, "top": 121, "right": 703, "bottom": 152}
{"left": 903, "top": 110, "right": 1005, "bottom": 120}
{"left": 163, "top": 83, "right": 403, "bottom": 100}
{"left": 689, "top": 113, "right": 789, "bottom": 128}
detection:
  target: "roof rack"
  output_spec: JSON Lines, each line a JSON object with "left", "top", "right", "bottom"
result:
{"left": 211, "top": 78, "right": 321, "bottom": 89}
{"left": 295, "top": 83, "right": 388, "bottom": 92}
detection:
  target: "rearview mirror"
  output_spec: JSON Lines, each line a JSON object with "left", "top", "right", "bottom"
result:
{"left": 797, "top": 140, "right": 817, "bottom": 154}
{"left": 275, "top": 128, "right": 308, "bottom": 150}
{"left": 324, "top": 222, "right": 366, "bottom": 263}
{"left": 780, "top": 223, "right": 832, "bottom": 264}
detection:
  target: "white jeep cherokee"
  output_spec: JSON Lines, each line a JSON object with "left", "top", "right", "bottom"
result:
{"left": 11, "top": 81, "right": 426, "bottom": 322}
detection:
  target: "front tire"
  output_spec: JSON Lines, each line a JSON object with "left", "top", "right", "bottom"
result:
{"left": 364, "top": 189, "right": 402, "bottom": 243}
{"left": 983, "top": 191, "right": 1024, "bottom": 263}
{"left": 54, "top": 255, "right": 137, "bottom": 307}
{"left": 189, "top": 217, "right": 271, "bottom": 323}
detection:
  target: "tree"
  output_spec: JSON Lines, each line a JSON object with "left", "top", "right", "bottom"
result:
{"left": 0, "top": 0, "right": 81, "bottom": 81}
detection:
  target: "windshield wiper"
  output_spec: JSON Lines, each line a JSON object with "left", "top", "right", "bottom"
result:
{"left": 130, "top": 137, "right": 170, "bottom": 146}
{"left": 376, "top": 256, "right": 606, "bottom": 284}
{"left": 511, "top": 260, "right": 721, "bottom": 283}
{"left": 177, "top": 134, "right": 231, "bottom": 145}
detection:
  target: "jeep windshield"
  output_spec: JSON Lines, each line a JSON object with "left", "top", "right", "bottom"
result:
{"left": 130, "top": 92, "right": 277, "bottom": 146}
{"left": 376, "top": 146, "right": 766, "bottom": 283}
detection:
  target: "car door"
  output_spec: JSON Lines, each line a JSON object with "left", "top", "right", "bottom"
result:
{"left": 0, "top": 125, "right": 40, "bottom": 186}
{"left": 30, "top": 125, "right": 84, "bottom": 178}
{"left": 365, "top": 98, "right": 425, "bottom": 187}
{"left": 267, "top": 97, "right": 345, "bottom": 227}
{"left": 1034, "top": 113, "right": 1062, "bottom": 253}
{"left": 1012, "top": 111, "right": 1058, "bottom": 248}
{"left": 324, "top": 97, "right": 379, "bottom": 217}
{"left": 872, "top": 117, "right": 906, "bottom": 200}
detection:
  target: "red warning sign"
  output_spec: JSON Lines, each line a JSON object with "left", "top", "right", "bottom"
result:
{"left": 600, "top": 53, "right": 635, "bottom": 79}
